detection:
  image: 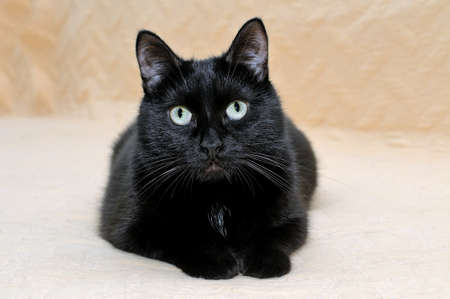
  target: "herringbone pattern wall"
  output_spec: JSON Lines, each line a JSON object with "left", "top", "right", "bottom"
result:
{"left": 1, "top": 0, "right": 449, "bottom": 133}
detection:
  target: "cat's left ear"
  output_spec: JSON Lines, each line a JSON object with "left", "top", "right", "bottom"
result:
{"left": 136, "top": 30, "right": 181, "bottom": 93}
{"left": 225, "top": 18, "right": 268, "bottom": 81}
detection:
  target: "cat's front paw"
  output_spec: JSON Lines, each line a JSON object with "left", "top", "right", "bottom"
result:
{"left": 243, "top": 248, "right": 291, "bottom": 278}
{"left": 177, "top": 250, "right": 239, "bottom": 280}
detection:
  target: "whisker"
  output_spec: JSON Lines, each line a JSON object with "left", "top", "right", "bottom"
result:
{"left": 238, "top": 166, "right": 259, "bottom": 198}
{"left": 245, "top": 151, "right": 351, "bottom": 188}
{"left": 245, "top": 153, "right": 288, "bottom": 170}
{"left": 126, "top": 156, "right": 183, "bottom": 198}
{"left": 245, "top": 160, "right": 291, "bottom": 192}
{"left": 135, "top": 166, "right": 181, "bottom": 201}
{"left": 170, "top": 168, "right": 192, "bottom": 201}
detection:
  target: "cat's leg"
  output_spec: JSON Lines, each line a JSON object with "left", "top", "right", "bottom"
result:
{"left": 172, "top": 242, "right": 240, "bottom": 280}
{"left": 107, "top": 215, "right": 239, "bottom": 279}
{"left": 241, "top": 217, "right": 307, "bottom": 278}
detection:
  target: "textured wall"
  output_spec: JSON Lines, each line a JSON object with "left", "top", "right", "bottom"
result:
{"left": 1, "top": 0, "right": 449, "bottom": 133}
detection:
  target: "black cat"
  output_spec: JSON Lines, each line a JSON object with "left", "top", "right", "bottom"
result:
{"left": 100, "top": 18, "right": 317, "bottom": 279}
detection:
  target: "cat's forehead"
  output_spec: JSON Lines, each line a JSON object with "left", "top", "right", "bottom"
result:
{"left": 182, "top": 58, "right": 231, "bottom": 105}
{"left": 189, "top": 59, "right": 217, "bottom": 84}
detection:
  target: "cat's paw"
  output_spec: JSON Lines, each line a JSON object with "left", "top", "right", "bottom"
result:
{"left": 177, "top": 250, "right": 239, "bottom": 280}
{"left": 243, "top": 248, "right": 291, "bottom": 278}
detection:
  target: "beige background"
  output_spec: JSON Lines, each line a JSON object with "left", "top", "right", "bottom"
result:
{"left": 1, "top": 0, "right": 449, "bottom": 133}
{"left": 1, "top": 1, "right": 450, "bottom": 298}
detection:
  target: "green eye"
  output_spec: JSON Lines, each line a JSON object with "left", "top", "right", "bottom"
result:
{"left": 226, "top": 100, "right": 248, "bottom": 120}
{"left": 169, "top": 106, "right": 192, "bottom": 125}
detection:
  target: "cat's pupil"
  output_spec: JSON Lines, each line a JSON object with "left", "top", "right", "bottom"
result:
{"left": 177, "top": 108, "right": 183, "bottom": 118}
{"left": 234, "top": 102, "right": 240, "bottom": 112}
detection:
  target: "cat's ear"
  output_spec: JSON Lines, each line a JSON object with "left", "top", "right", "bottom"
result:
{"left": 136, "top": 30, "right": 181, "bottom": 93}
{"left": 225, "top": 18, "right": 268, "bottom": 81}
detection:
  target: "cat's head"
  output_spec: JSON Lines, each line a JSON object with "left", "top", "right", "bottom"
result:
{"left": 136, "top": 18, "right": 288, "bottom": 183}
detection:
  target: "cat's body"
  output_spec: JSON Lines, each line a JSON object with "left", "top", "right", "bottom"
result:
{"left": 100, "top": 18, "right": 317, "bottom": 279}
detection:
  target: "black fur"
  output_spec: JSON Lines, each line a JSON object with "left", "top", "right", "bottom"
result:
{"left": 100, "top": 18, "right": 317, "bottom": 279}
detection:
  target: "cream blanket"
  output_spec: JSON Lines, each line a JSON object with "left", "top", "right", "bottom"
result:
{"left": 1, "top": 118, "right": 448, "bottom": 298}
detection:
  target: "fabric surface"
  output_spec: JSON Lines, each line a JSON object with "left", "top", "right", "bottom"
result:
{"left": 2, "top": 1, "right": 449, "bottom": 297}
{"left": 1, "top": 0, "right": 450, "bottom": 134}
{"left": 1, "top": 118, "right": 449, "bottom": 298}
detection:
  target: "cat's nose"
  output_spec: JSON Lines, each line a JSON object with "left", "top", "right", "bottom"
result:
{"left": 200, "top": 139, "right": 223, "bottom": 159}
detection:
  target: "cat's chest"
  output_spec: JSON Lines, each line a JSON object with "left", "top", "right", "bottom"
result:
{"left": 207, "top": 202, "right": 232, "bottom": 238}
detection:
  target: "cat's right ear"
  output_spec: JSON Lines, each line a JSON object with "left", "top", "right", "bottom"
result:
{"left": 224, "top": 18, "right": 269, "bottom": 82}
{"left": 136, "top": 31, "right": 181, "bottom": 93}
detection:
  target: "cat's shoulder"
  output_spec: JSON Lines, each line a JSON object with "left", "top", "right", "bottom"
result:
{"left": 111, "top": 121, "right": 137, "bottom": 161}
{"left": 284, "top": 117, "right": 310, "bottom": 148}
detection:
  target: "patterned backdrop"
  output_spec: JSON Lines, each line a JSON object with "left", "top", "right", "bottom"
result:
{"left": 1, "top": 0, "right": 449, "bottom": 133}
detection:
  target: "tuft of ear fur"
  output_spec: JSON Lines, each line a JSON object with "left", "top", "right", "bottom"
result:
{"left": 136, "top": 31, "right": 181, "bottom": 93}
{"left": 225, "top": 18, "right": 269, "bottom": 81}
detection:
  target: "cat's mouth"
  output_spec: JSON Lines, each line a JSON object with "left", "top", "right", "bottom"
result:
{"left": 205, "top": 161, "right": 223, "bottom": 173}
{"left": 198, "top": 160, "right": 226, "bottom": 182}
